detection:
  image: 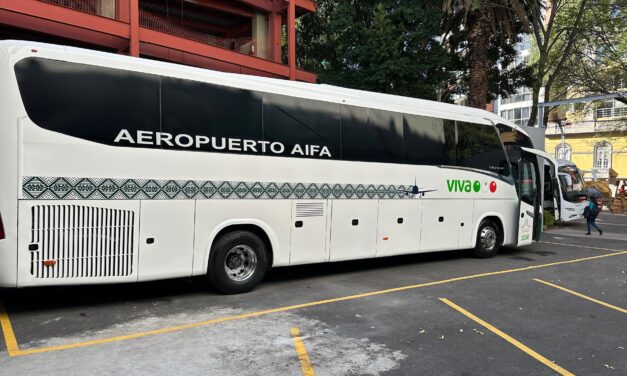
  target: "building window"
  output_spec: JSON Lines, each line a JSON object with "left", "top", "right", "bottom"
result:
{"left": 500, "top": 106, "right": 531, "bottom": 126}
{"left": 594, "top": 142, "right": 612, "bottom": 169}
{"left": 555, "top": 143, "right": 572, "bottom": 160}
{"left": 501, "top": 87, "right": 532, "bottom": 105}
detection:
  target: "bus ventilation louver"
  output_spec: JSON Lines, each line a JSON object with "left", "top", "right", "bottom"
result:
{"left": 28, "top": 205, "right": 135, "bottom": 278}
{"left": 295, "top": 202, "right": 325, "bottom": 218}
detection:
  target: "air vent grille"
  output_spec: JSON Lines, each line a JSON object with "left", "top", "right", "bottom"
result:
{"left": 29, "top": 205, "right": 135, "bottom": 278}
{"left": 295, "top": 202, "right": 324, "bottom": 218}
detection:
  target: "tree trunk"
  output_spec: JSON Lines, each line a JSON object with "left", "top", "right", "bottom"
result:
{"left": 467, "top": 9, "right": 491, "bottom": 109}
{"left": 527, "top": 51, "right": 547, "bottom": 127}
{"left": 542, "top": 83, "right": 551, "bottom": 127}
{"left": 527, "top": 79, "right": 542, "bottom": 127}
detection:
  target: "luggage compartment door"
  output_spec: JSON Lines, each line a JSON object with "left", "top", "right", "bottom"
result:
{"left": 138, "top": 200, "right": 195, "bottom": 281}
{"left": 290, "top": 201, "right": 329, "bottom": 264}
{"left": 329, "top": 200, "right": 378, "bottom": 261}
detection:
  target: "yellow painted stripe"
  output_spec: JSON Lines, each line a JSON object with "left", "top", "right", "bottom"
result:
{"left": 534, "top": 279, "right": 627, "bottom": 314}
{"left": 439, "top": 298, "right": 574, "bottom": 376}
{"left": 7, "top": 248, "right": 627, "bottom": 357}
{"left": 0, "top": 302, "right": 21, "bottom": 357}
{"left": 291, "top": 328, "right": 316, "bottom": 376}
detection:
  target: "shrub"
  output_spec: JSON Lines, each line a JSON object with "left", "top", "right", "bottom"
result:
{"left": 543, "top": 210, "right": 556, "bottom": 227}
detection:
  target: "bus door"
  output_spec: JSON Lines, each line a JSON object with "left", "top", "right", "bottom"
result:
{"left": 517, "top": 148, "right": 558, "bottom": 245}
{"left": 517, "top": 154, "right": 540, "bottom": 246}
{"left": 543, "top": 163, "right": 561, "bottom": 222}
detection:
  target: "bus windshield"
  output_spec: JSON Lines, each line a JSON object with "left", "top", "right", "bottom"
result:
{"left": 558, "top": 165, "right": 586, "bottom": 203}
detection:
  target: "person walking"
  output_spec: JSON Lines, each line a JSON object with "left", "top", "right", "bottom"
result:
{"left": 584, "top": 198, "right": 603, "bottom": 235}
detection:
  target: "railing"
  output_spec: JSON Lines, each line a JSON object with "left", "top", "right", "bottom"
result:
{"left": 596, "top": 107, "right": 627, "bottom": 119}
{"left": 40, "top": 0, "right": 116, "bottom": 18}
{"left": 139, "top": 9, "right": 257, "bottom": 56}
{"left": 592, "top": 167, "right": 610, "bottom": 179}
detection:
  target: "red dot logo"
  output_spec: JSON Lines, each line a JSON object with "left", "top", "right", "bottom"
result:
{"left": 489, "top": 181, "right": 497, "bottom": 193}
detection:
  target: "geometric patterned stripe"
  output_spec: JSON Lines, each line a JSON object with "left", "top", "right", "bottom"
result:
{"left": 22, "top": 176, "right": 415, "bottom": 200}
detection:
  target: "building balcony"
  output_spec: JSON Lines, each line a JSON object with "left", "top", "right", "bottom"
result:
{"left": 545, "top": 118, "right": 626, "bottom": 135}
{"left": 0, "top": 0, "right": 317, "bottom": 82}
{"left": 591, "top": 167, "right": 611, "bottom": 179}
{"left": 596, "top": 106, "right": 627, "bottom": 120}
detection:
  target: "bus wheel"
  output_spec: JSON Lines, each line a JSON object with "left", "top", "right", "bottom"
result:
{"left": 208, "top": 231, "right": 268, "bottom": 294}
{"left": 473, "top": 220, "right": 501, "bottom": 259}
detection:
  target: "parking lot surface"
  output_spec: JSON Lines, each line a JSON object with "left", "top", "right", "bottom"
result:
{"left": 1, "top": 213, "right": 626, "bottom": 375}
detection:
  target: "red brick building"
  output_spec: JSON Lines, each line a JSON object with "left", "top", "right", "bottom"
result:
{"left": 0, "top": 0, "right": 316, "bottom": 82}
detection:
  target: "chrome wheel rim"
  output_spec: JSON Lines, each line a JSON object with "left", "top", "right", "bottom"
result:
{"left": 224, "top": 245, "right": 257, "bottom": 282}
{"left": 480, "top": 226, "right": 497, "bottom": 251}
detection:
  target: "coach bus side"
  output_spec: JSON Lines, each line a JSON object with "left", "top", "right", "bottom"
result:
{"left": 1, "top": 41, "right": 545, "bottom": 293}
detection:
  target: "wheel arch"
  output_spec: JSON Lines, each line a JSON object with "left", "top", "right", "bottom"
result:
{"left": 473, "top": 213, "right": 506, "bottom": 247}
{"left": 204, "top": 219, "right": 277, "bottom": 274}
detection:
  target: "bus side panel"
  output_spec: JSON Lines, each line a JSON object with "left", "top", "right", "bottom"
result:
{"left": 0, "top": 46, "right": 19, "bottom": 287}
{"left": 376, "top": 199, "right": 421, "bottom": 257}
{"left": 137, "top": 200, "right": 195, "bottom": 281}
{"left": 421, "top": 199, "right": 468, "bottom": 252}
{"left": 17, "top": 200, "right": 140, "bottom": 287}
{"left": 192, "top": 200, "right": 292, "bottom": 276}
{"left": 329, "top": 200, "right": 378, "bottom": 262}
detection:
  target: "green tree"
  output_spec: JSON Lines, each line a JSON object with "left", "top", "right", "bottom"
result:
{"left": 526, "top": 0, "right": 590, "bottom": 126}
{"left": 442, "top": 0, "right": 536, "bottom": 108}
{"left": 297, "top": 0, "right": 454, "bottom": 100}
{"left": 553, "top": 0, "right": 626, "bottom": 103}
{"left": 445, "top": 15, "right": 534, "bottom": 104}
{"left": 527, "top": 0, "right": 627, "bottom": 127}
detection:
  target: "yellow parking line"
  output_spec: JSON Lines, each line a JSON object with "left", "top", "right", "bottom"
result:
{"left": 2, "top": 248, "right": 626, "bottom": 357}
{"left": 534, "top": 279, "right": 627, "bottom": 314}
{"left": 0, "top": 302, "right": 21, "bottom": 357}
{"left": 291, "top": 328, "right": 315, "bottom": 376}
{"left": 439, "top": 298, "right": 574, "bottom": 376}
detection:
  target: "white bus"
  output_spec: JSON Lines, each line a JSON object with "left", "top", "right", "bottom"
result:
{"left": 543, "top": 160, "right": 588, "bottom": 222}
{"left": 0, "top": 41, "right": 555, "bottom": 294}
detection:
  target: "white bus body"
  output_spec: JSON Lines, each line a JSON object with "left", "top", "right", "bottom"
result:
{"left": 0, "top": 41, "right": 552, "bottom": 293}
{"left": 543, "top": 160, "right": 587, "bottom": 222}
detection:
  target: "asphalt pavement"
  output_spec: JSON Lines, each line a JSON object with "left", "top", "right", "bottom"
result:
{"left": 1, "top": 212, "right": 626, "bottom": 375}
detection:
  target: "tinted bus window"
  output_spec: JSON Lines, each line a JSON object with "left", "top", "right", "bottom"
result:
{"left": 263, "top": 93, "right": 340, "bottom": 159}
{"left": 15, "top": 58, "right": 160, "bottom": 146}
{"left": 496, "top": 123, "right": 533, "bottom": 149}
{"left": 161, "top": 77, "right": 262, "bottom": 152}
{"left": 457, "top": 122, "right": 509, "bottom": 175}
{"left": 341, "top": 106, "right": 403, "bottom": 163}
{"left": 403, "top": 115, "right": 456, "bottom": 165}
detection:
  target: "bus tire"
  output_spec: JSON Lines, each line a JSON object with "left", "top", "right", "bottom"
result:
{"left": 208, "top": 230, "right": 268, "bottom": 294}
{"left": 473, "top": 220, "right": 501, "bottom": 259}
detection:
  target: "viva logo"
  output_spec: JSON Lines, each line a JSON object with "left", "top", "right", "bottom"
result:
{"left": 447, "top": 179, "right": 497, "bottom": 193}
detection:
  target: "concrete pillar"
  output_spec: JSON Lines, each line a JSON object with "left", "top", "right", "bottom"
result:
{"left": 97, "top": 0, "right": 116, "bottom": 19}
{"left": 252, "top": 12, "right": 269, "bottom": 59}
{"left": 269, "top": 11, "right": 282, "bottom": 63}
{"left": 288, "top": 0, "right": 296, "bottom": 80}
{"left": 129, "top": 0, "right": 139, "bottom": 56}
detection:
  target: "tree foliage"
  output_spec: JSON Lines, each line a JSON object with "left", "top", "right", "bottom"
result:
{"left": 297, "top": 0, "right": 534, "bottom": 106}
{"left": 297, "top": 0, "right": 454, "bottom": 100}
{"left": 439, "top": 0, "right": 537, "bottom": 108}
{"left": 553, "top": 0, "right": 627, "bottom": 103}
{"left": 445, "top": 10, "right": 534, "bottom": 105}
{"left": 527, "top": 0, "right": 626, "bottom": 126}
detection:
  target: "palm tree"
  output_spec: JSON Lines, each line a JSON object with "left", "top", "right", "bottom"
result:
{"left": 442, "top": 0, "right": 538, "bottom": 109}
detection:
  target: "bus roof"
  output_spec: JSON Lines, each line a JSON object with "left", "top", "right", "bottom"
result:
{"left": 1, "top": 40, "right": 528, "bottom": 134}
